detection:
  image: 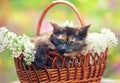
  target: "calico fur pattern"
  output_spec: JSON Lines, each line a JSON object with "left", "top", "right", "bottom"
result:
{"left": 33, "top": 22, "right": 90, "bottom": 70}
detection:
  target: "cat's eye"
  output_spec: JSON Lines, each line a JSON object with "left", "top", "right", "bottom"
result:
{"left": 70, "top": 41, "right": 75, "bottom": 45}
{"left": 59, "top": 39, "right": 65, "bottom": 43}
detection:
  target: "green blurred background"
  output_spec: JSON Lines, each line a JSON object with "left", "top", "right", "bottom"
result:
{"left": 0, "top": 0, "right": 120, "bottom": 83}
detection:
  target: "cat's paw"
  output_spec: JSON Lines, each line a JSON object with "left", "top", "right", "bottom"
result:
{"left": 33, "top": 44, "right": 48, "bottom": 69}
{"left": 47, "top": 42, "right": 56, "bottom": 50}
{"left": 33, "top": 53, "right": 47, "bottom": 69}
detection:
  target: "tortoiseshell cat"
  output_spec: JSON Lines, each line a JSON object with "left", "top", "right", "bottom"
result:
{"left": 33, "top": 22, "right": 90, "bottom": 69}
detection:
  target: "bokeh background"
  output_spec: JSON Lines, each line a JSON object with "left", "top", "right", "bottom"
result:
{"left": 0, "top": 0, "right": 120, "bottom": 83}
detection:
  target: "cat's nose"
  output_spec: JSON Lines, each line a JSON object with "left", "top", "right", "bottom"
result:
{"left": 59, "top": 44, "right": 66, "bottom": 54}
{"left": 62, "top": 44, "right": 66, "bottom": 50}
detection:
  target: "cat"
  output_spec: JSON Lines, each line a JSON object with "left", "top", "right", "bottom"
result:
{"left": 32, "top": 22, "right": 90, "bottom": 70}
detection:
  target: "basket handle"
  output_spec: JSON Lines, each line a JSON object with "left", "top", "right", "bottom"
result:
{"left": 36, "top": 1, "right": 86, "bottom": 36}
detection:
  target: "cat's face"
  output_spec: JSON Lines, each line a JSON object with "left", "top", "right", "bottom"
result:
{"left": 50, "top": 22, "right": 90, "bottom": 55}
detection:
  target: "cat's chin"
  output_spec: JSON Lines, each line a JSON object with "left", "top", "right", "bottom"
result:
{"left": 64, "top": 51, "right": 79, "bottom": 57}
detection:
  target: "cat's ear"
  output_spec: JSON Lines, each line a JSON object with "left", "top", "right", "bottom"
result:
{"left": 50, "top": 22, "right": 64, "bottom": 32}
{"left": 78, "top": 24, "right": 91, "bottom": 38}
{"left": 81, "top": 24, "right": 91, "bottom": 33}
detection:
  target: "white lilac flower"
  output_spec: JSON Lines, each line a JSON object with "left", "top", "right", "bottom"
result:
{"left": 0, "top": 27, "right": 8, "bottom": 35}
{"left": 15, "top": 34, "right": 36, "bottom": 65}
{"left": 0, "top": 45, "right": 5, "bottom": 52}
{"left": 63, "top": 20, "right": 73, "bottom": 27}
{"left": 101, "top": 28, "right": 118, "bottom": 47}
{"left": 85, "top": 28, "right": 118, "bottom": 54}
{"left": 23, "top": 40, "right": 36, "bottom": 65}
{"left": 0, "top": 27, "right": 36, "bottom": 65}
{"left": 0, "top": 27, "right": 9, "bottom": 52}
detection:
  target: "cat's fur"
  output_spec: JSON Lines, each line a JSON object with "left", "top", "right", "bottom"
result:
{"left": 33, "top": 22, "right": 90, "bottom": 69}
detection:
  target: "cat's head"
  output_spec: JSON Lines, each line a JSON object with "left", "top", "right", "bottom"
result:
{"left": 50, "top": 22, "right": 90, "bottom": 55}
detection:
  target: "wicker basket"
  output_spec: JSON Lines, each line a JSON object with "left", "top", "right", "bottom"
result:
{"left": 14, "top": 1, "right": 108, "bottom": 83}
